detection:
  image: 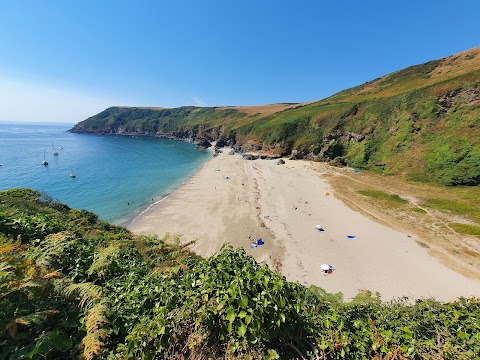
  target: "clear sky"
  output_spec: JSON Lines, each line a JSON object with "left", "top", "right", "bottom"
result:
{"left": 1, "top": 1, "right": 479, "bottom": 123}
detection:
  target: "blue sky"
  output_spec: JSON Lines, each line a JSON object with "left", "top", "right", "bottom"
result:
{"left": 0, "top": 1, "right": 479, "bottom": 123}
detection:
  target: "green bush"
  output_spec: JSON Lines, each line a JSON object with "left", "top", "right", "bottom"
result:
{"left": 426, "top": 142, "right": 480, "bottom": 186}
{"left": 1, "top": 189, "right": 480, "bottom": 359}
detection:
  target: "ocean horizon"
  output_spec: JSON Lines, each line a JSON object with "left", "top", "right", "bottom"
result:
{"left": 0, "top": 122, "right": 212, "bottom": 223}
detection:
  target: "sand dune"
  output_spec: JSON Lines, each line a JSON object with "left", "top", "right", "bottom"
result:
{"left": 128, "top": 150, "right": 480, "bottom": 301}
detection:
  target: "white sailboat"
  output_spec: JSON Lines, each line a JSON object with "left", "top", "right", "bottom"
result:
{"left": 52, "top": 141, "right": 59, "bottom": 155}
{"left": 42, "top": 150, "right": 48, "bottom": 166}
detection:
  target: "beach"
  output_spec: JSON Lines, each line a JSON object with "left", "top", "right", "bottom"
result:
{"left": 129, "top": 150, "right": 480, "bottom": 301}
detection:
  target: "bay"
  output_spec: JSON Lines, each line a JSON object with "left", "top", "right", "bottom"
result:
{"left": 0, "top": 122, "right": 212, "bottom": 223}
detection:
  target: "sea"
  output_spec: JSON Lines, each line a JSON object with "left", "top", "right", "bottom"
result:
{"left": 0, "top": 122, "right": 212, "bottom": 224}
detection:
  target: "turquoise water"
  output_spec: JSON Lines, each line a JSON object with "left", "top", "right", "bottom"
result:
{"left": 0, "top": 122, "right": 211, "bottom": 223}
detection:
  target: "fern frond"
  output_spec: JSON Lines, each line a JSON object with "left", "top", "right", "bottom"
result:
{"left": 16, "top": 309, "right": 59, "bottom": 326}
{"left": 5, "top": 310, "right": 59, "bottom": 337}
{"left": 42, "top": 270, "right": 61, "bottom": 279}
{"left": 35, "top": 231, "right": 75, "bottom": 268}
{"left": 24, "top": 261, "right": 37, "bottom": 280}
{"left": 63, "top": 282, "right": 102, "bottom": 310}
{"left": 0, "top": 261, "right": 15, "bottom": 277}
{"left": 87, "top": 245, "right": 122, "bottom": 278}
{"left": 0, "top": 241, "right": 22, "bottom": 255}
{"left": 82, "top": 301, "right": 109, "bottom": 360}
{"left": 53, "top": 278, "right": 109, "bottom": 359}
{"left": 19, "top": 280, "right": 42, "bottom": 289}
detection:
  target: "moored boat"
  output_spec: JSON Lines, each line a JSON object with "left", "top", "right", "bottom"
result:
{"left": 42, "top": 150, "right": 48, "bottom": 166}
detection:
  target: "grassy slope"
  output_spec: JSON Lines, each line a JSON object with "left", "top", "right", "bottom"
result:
{"left": 72, "top": 47, "right": 480, "bottom": 185}
{"left": 1, "top": 188, "right": 480, "bottom": 359}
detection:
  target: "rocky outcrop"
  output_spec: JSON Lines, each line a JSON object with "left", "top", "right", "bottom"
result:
{"left": 438, "top": 87, "right": 480, "bottom": 115}
{"left": 242, "top": 153, "right": 259, "bottom": 160}
{"left": 195, "top": 138, "right": 212, "bottom": 149}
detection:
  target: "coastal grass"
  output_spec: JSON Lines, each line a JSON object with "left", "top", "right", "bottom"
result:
{"left": 449, "top": 223, "right": 480, "bottom": 237}
{"left": 412, "top": 207, "right": 427, "bottom": 213}
{"left": 422, "top": 197, "right": 480, "bottom": 222}
{"left": 357, "top": 189, "right": 409, "bottom": 207}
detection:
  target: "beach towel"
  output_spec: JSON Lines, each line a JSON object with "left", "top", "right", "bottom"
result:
{"left": 347, "top": 235, "right": 356, "bottom": 239}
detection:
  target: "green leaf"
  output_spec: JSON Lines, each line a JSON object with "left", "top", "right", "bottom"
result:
{"left": 239, "top": 295, "right": 248, "bottom": 309}
{"left": 216, "top": 301, "right": 226, "bottom": 311}
{"left": 226, "top": 307, "right": 236, "bottom": 323}
{"left": 236, "top": 322, "right": 247, "bottom": 337}
{"left": 265, "top": 349, "right": 280, "bottom": 359}
{"left": 402, "top": 326, "right": 413, "bottom": 340}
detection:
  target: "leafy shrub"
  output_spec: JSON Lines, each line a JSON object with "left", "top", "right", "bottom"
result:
{"left": 426, "top": 142, "right": 480, "bottom": 185}
{"left": 1, "top": 189, "right": 480, "bottom": 359}
{"left": 124, "top": 246, "right": 317, "bottom": 358}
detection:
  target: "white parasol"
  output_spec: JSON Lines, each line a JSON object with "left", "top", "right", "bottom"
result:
{"left": 320, "top": 264, "right": 330, "bottom": 271}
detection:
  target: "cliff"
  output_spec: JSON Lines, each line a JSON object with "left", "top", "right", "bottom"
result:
{"left": 71, "top": 47, "right": 480, "bottom": 185}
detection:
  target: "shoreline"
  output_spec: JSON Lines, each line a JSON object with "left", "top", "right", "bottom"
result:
{"left": 128, "top": 149, "right": 480, "bottom": 301}
{"left": 115, "top": 147, "right": 215, "bottom": 228}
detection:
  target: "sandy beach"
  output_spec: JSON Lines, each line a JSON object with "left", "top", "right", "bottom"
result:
{"left": 129, "top": 150, "right": 480, "bottom": 301}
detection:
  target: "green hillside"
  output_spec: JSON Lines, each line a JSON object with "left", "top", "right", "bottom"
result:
{"left": 1, "top": 188, "right": 480, "bottom": 359}
{"left": 72, "top": 48, "right": 480, "bottom": 185}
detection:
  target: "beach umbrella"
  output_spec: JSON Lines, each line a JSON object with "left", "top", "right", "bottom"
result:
{"left": 320, "top": 264, "right": 330, "bottom": 271}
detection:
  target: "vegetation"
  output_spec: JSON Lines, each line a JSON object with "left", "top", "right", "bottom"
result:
{"left": 72, "top": 48, "right": 480, "bottom": 186}
{"left": 449, "top": 223, "right": 480, "bottom": 237}
{"left": 1, "top": 188, "right": 480, "bottom": 359}
{"left": 422, "top": 197, "right": 480, "bottom": 223}
{"left": 357, "top": 189, "right": 409, "bottom": 207}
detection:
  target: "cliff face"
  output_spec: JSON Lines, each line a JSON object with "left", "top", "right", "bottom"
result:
{"left": 71, "top": 47, "right": 480, "bottom": 185}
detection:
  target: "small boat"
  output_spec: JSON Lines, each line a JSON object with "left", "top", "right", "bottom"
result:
{"left": 52, "top": 141, "right": 59, "bottom": 155}
{"left": 42, "top": 150, "right": 48, "bottom": 166}
{"left": 70, "top": 169, "right": 76, "bottom": 178}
